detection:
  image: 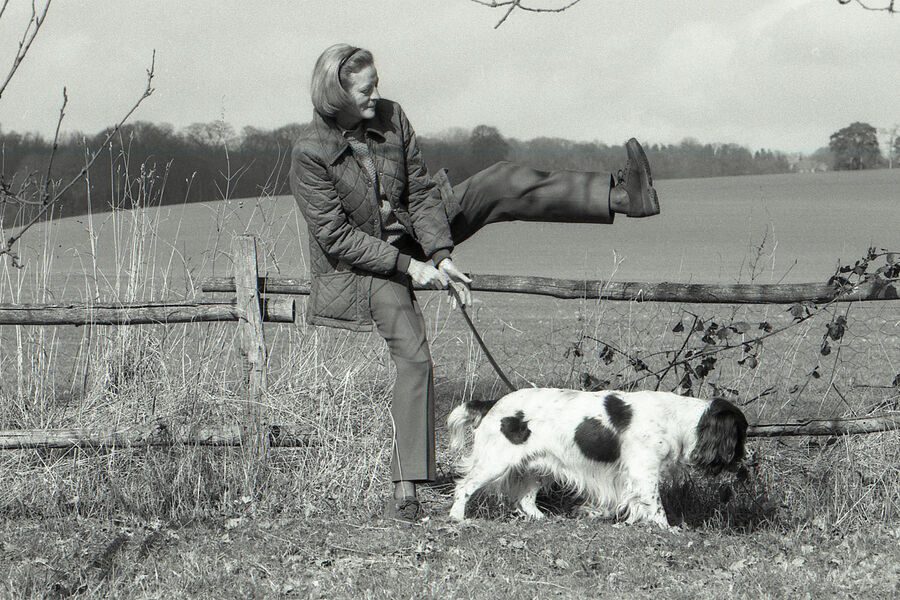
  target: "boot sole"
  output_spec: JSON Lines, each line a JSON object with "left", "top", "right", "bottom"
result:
{"left": 626, "top": 138, "right": 660, "bottom": 217}
{"left": 627, "top": 138, "right": 654, "bottom": 186}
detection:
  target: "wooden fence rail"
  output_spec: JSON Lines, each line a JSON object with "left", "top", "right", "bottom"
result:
{"left": 0, "top": 298, "right": 294, "bottom": 326}
{"left": 746, "top": 415, "right": 900, "bottom": 437}
{"left": 0, "top": 424, "right": 315, "bottom": 450}
{"left": 201, "top": 274, "right": 899, "bottom": 304}
{"left": 2, "top": 415, "right": 897, "bottom": 449}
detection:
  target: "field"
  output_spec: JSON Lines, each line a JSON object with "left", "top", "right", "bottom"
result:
{"left": 0, "top": 172, "right": 898, "bottom": 598}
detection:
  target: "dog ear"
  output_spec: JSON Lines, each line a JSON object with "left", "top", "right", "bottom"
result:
{"left": 691, "top": 398, "right": 748, "bottom": 475}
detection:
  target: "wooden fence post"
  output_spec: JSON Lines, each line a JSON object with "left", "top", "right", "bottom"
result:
{"left": 232, "top": 235, "right": 269, "bottom": 501}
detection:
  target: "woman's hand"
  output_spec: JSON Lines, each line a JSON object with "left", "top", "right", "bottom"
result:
{"left": 438, "top": 258, "right": 472, "bottom": 307}
{"left": 407, "top": 258, "right": 450, "bottom": 290}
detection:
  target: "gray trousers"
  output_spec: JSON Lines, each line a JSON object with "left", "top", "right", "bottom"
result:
{"left": 371, "top": 162, "right": 613, "bottom": 482}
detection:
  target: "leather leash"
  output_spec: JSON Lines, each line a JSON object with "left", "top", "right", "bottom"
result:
{"left": 449, "top": 285, "right": 516, "bottom": 392}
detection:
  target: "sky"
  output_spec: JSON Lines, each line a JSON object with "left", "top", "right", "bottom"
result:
{"left": 0, "top": 0, "right": 898, "bottom": 154}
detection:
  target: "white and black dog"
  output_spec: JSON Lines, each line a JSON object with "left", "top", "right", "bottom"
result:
{"left": 447, "top": 388, "right": 747, "bottom": 528}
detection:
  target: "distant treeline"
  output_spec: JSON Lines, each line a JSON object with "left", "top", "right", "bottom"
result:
{"left": 0, "top": 121, "right": 793, "bottom": 222}
{"left": 0, "top": 121, "right": 304, "bottom": 222}
{"left": 422, "top": 125, "right": 792, "bottom": 183}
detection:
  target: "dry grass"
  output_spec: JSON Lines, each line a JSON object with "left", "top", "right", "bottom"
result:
{"left": 0, "top": 163, "right": 898, "bottom": 597}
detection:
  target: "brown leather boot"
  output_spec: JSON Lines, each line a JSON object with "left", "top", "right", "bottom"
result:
{"left": 610, "top": 138, "right": 660, "bottom": 217}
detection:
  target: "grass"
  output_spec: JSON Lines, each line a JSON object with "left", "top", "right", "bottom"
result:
{"left": 1, "top": 511, "right": 898, "bottom": 598}
{"left": 0, "top": 163, "right": 898, "bottom": 597}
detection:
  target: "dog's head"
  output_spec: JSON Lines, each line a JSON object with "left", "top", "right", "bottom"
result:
{"left": 690, "top": 398, "right": 748, "bottom": 475}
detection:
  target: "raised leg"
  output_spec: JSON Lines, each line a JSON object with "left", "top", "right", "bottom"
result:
{"left": 395, "top": 154, "right": 657, "bottom": 261}
{"left": 446, "top": 162, "right": 615, "bottom": 245}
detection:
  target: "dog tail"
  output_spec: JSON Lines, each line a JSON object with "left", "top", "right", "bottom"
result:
{"left": 447, "top": 400, "right": 496, "bottom": 454}
{"left": 690, "top": 398, "right": 748, "bottom": 475}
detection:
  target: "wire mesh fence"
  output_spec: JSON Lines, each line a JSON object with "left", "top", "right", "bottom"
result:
{"left": 422, "top": 250, "right": 899, "bottom": 431}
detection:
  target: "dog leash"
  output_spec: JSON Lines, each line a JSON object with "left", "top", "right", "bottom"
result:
{"left": 449, "top": 285, "right": 516, "bottom": 392}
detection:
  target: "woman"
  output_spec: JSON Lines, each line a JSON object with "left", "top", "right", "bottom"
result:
{"left": 290, "top": 43, "right": 660, "bottom": 522}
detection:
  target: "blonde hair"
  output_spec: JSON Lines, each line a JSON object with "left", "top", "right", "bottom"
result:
{"left": 310, "top": 44, "right": 375, "bottom": 119}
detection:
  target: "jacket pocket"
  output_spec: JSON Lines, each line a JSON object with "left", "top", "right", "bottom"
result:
{"left": 311, "top": 271, "right": 360, "bottom": 322}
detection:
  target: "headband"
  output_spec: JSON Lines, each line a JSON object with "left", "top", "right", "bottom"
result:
{"left": 338, "top": 47, "right": 361, "bottom": 77}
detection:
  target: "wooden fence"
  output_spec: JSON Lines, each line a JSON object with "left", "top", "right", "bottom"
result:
{"left": 200, "top": 274, "right": 899, "bottom": 304}
{"left": 0, "top": 235, "right": 291, "bottom": 497}
{"left": 0, "top": 241, "right": 897, "bottom": 457}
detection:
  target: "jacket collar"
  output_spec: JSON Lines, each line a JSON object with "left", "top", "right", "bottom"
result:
{"left": 314, "top": 102, "right": 388, "bottom": 166}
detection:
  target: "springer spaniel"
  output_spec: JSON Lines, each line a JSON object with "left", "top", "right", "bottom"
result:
{"left": 447, "top": 388, "right": 747, "bottom": 528}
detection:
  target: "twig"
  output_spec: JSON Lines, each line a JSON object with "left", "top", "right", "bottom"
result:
{"left": 496, "top": 1, "right": 518, "bottom": 28}
{"left": 830, "top": 383, "right": 857, "bottom": 416}
{"left": 619, "top": 291, "right": 855, "bottom": 390}
{"left": 852, "top": 383, "right": 900, "bottom": 389}
{"left": 843, "top": 0, "right": 896, "bottom": 13}
{"left": 470, "top": 0, "right": 583, "bottom": 28}
{"left": 1, "top": 50, "right": 157, "bottom": 266}
{"left": 41, "top": 87, "right": 68, "bottom": 206}
{"left": 581, "top": 334, "right": 648, "bottom": 378}
{"left": 0, "top": 0, "right": 52, "bottom": 101}
{"left": 819, "top": 303, "right": 854, "bottom": 416}
{"left": 742, "top": 385, "right": 776, "bottom": 406}
{"left": 654, "top": 314, "right": 700, "bottom": 390}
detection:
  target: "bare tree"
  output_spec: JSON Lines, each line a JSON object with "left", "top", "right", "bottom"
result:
{"left": 183, "top": 120, "right": 238, "bottom": 149}
{"left": 0, "top": 0, "right": 155, "bottom": 267}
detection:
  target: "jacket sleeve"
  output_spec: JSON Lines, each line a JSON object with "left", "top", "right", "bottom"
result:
{"left": 290, "top": 148, "right": 403, "bottom": 275}
{"left": 398, "top": 106, "right": 454, "bottom": 265}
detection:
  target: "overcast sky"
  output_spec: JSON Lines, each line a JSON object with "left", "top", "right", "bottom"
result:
{"left": 0, "top": 0, "right": 897, "bottom": 154}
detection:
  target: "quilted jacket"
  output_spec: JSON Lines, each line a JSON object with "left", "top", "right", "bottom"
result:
{"left": 290, "top": 99, "right": 459, "bottom": 331}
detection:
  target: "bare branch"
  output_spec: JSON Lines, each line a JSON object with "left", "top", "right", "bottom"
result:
{"left": 0, "top": 0, "right": 53, "bottom": 101}
{"left": 473, "top": 0, "right": 896, "bottom": 28}
{"left": 470, "top": 0, "right": 583, "bottom": 28}
{"left": 1, "top": 51, "right": 157, "bottom": 266}
{"left": 496, "top": 1, "right": 518, "bottom": 28}
{"left": 839, "top": 0, "right": 897, "bottom": 12}
{"left": 41, "top": 86, "right": 68, "bottom": 205}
